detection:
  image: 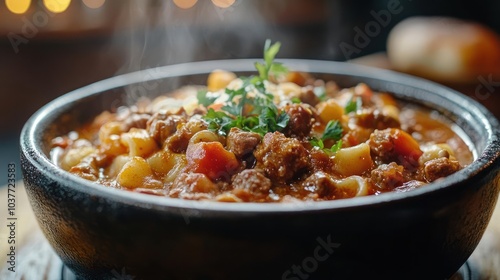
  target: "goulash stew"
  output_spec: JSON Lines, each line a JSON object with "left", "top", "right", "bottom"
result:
{"left": 51, "top": 41, "right": 473, "bottom": 202}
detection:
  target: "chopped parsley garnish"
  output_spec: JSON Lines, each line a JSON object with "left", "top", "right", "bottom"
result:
{"left": 255, "top": 39, "right": 288, "bottom": 80}
{"left": 310, "top": 120, "right": 344, "bottom": 155}
{"left": 204, "top": 109, "right": 235, "bottom": 136}
{"left": 291, "top": 97, "right": 302, "bottom": 104}
{"left": 200, "top": 40, "right": 290, "bottom": 136}
{"left": 329, "top": 140, "right": 343, "bottom": 153}
{"left": 345, "top": 96, "right": 362, "bottom": 114}
{"left": 309, "top": 137, "right": 325, "bottom": 150}
{"left": 221, "top": 86, "right": 249, "bottom": 116}
{"left": 321, "top": 120, "right": 343, "bottom": 142}
{"left": 255, "top": 105, "right": 290, "bottom": 134}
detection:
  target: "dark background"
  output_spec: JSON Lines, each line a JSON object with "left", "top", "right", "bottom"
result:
{"left": 1, "top": 0, "right": 499, "bottom": 184}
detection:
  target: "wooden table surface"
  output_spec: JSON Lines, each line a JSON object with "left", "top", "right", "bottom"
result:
{"left": 1, "top": 54, "right": 499, "bottom": 279}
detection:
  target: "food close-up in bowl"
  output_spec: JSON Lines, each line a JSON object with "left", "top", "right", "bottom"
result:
{"left": 2, "top": 1, "right": 500, "bottom": 280}
{"left": 20, "top": 44, "right": 500, "bottom": 279}
{"left": 51, "top": 41, "right": 474, "bottom": 203}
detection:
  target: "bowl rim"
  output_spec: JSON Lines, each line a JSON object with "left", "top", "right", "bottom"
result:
{"left": 21, "top": 59, "right": 500, "bottom": 213}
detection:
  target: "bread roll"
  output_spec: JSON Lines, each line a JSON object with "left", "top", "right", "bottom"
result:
{"left": 387, "top": 17, "right": 500, "bottom": 84}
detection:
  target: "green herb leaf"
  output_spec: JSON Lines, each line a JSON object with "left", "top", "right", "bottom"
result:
{"left": 310, "top": 137, "right": 324, "bottom": 150}
{"left": 270, "top": 62, "right": 288, "bottom": 78}
{"left": 243, "top": 116, "right": 259, "bottom": 130}
{"left": 345, "top": 96, "right": 362, "bottom": 114}
{"left": 310, "top": 138, "right": 342, "bottom": 155}
{"left": 275, "top": 111, "right": 290, "bottom": 130}
{"left": 291, "top": 97, "right": 301, "bottom": 104}
{"left": 203, "top": 90, "right": 289, "bottom": 136}
{"left": 202, "top": 39, "right": 291, "bottom": 136}
{"left": 345, "top": 97, "right": 357, "bottom": 114}
{"left": 330, "top": 140, "right": 343, "bottom": 153}
{"left": 255, "top": 39, "right": 288, "bottom": 81}
{"left": 310, "top": 120, "right": 344, "bottom": 155}
{"left": 322, "top": 120, "right": 343, "bottom": 141}
{"left": 203, "top": 108, "right": 235, "bottom": 136}
{"left": 255, "top": 62, "right": 268, "bottom": 81}
{"left": 252, "top": 105, "right": 289, "bottom": 135}
{"left": 264, "top": 39, "right": 280, "bottom": 66}
{"left": 196, "top": 90, "right": 217, "bottom": 107}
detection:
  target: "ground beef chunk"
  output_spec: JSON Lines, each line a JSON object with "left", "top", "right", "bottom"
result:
{"left": 309, "top": 149, "right": 333, "bottom": 172}
{"left": 299, "top": 87, "right": 320, "bottom": 106}
{"left": 368, "top": 129, "right": 395, "bottom": 164}
{"left": 123, "top": 113, "right": 152, "bottom": 130}
{"left": 353, "top": 109, "right": 400, "bottom": 130}
{"left": 301, "top": 172, "right": 336, "bottom": 198}
{"left": 226, "top": 128, "right": 261, "bottom": 158}
{"left": 283, "top": 104, "right": 314, "bottom": 138}
{"left": 166, "top": 119, "right": 207, "bottom": 153}
{"left": 370, "top": 162, "right": 405, "bottom": 191}
{"left": 69, "top": 156, "right": 98, "bottom": 181}
{"left": 342, "top": 126, "right": 373, "bottom": 147}
{"left": 424, "top": 157, "right": 461, "bottom": 182}
{"left": 231, "top": 169, "right": 271, "bottom": 201}
{"left": 169, "top": 173, "right": 218, "bottom": 200}
{"left": 368, "top": 128, "right": 420, "bottom": 168}
{"left": 254, "top": 132, "right": 309, "bottom": 183}
{"left": 147, "top": 110, "right": 187, "bottom": 146}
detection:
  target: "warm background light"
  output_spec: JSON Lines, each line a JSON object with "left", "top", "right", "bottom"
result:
{"left": 43, "top": 0, "right": 71, "bottom": 13}
{"left": 173, "top": 0, "right": 197, "bottom": 9}
{"left": 5, "top": 0, "right": 31, "bottom": 14}
{"left": 211, "top": 0, "right": 235, "bottom": 8}
{"left": 82, "top": 0, "right": 105, "bottom": 9}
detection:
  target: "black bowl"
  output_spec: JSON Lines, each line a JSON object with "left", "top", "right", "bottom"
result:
{"left": 21, "top": 59, "right": 500, "bottom": 280}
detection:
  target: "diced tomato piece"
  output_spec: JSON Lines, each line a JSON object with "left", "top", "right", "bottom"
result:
{"left": 392, "top": 129, "right": 423, "bottom": 166}
{"left": 186, "top": 142, "right": 240, "bottom": 181}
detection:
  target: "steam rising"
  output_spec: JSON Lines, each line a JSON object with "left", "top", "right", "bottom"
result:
{"left": 112, "top": 1, "right": 277, "bottom": 72}
{"left": 106, "top": 0, "right": 333, "bottom": 106}
{"left": 108, "top": 0, "right": 275, "bottom": 106}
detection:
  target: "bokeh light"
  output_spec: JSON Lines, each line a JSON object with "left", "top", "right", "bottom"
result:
{"left": 211, "top": 0, "right": 235, "bottom": 8}
{"left": 5, "top": 0, "right": 31, "bottom": 14}
{"left": 43, "top": 0, "right": 71, "bottom": 13}
{"left": 82, "top": 0, "right": 105, "bottom": 9}
{"left": 173, "top": 0, "right": 197, "bottom": 9}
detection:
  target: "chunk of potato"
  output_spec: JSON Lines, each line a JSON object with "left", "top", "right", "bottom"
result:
{"left": 100, "top": 134, "right": 127, "bottom": 156}
{"left": 316, "top": 99, "right": 344, "bottom": 123}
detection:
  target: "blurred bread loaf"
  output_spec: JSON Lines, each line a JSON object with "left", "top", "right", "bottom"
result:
{"left": 387, "top": 17, "right": 500, "bottom": 84}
